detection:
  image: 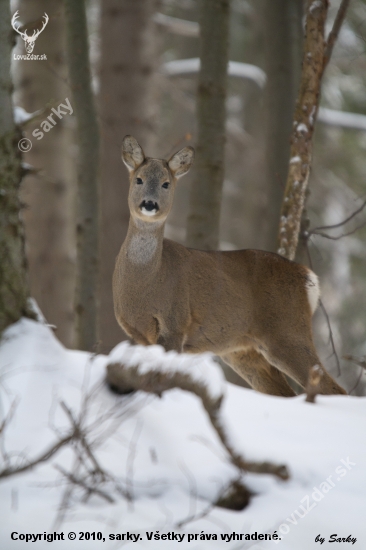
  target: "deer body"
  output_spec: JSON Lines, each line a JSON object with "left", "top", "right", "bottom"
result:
{"left": 113, "top": 136, "right": 346, "bottom": 397}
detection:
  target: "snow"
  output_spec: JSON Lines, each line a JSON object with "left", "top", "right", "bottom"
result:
{"left": 13, "top": 106, "right": 41, "bottom": 125}
{"left": 318, "top": 107, "right": 366, "bottom": 132}
{"left": 1, "top": 319, "right": 366, "bottom": 549}
{"left": 161, "top": 58, "right": 267, "bottom": 88}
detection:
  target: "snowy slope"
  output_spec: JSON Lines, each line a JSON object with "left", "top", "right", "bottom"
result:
{"left": 0, "top": 319, "right": 365, "bottom": 549}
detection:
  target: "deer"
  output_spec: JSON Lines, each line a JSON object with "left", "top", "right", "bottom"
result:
{"left": 113, "top": 135, "right": 346, "bottom": 397}
{"left": 12, "top": 11, "right": 49, "bottom": 54}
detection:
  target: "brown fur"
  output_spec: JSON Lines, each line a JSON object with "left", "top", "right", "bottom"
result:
{"left": 113, "top": 136, "right": 346, "bottom": 397}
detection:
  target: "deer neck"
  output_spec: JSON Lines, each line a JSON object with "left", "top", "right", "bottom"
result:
{"left": 122, "top": 216, "right": 165, "bottom": 273}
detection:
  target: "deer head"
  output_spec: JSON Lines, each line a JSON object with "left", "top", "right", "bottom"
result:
{"left": 12, "top": 11, "right": 49, "bottom": 54}
{"left": 122, "top": 136, "right": 194, "bottom": 224}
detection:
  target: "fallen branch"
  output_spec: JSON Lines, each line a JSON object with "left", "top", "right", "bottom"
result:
{"left": 107, "top": 360, "right": 289, "bottom": 481}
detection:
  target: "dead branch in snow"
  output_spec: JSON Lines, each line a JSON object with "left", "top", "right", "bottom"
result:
{"left": 305, "top": 364, "right": 323, "bottom": 403}
{"left": 107, "top": 362, "right": 289, "bottom": 481}
{"left": 0, "top": 432, "right": 76, "bottom": 479}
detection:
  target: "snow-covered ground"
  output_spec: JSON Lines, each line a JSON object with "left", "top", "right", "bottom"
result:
{"left": 0, "top": 319, "right": 365, "bottom": 549}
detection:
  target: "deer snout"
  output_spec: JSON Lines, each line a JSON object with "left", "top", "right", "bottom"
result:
{"left": 140, "top": 200, "right": 159, "bottom": 216}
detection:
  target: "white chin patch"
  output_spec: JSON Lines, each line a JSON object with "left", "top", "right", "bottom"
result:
{"left": 141, "top": 207, "right": 157, "bottom": 217}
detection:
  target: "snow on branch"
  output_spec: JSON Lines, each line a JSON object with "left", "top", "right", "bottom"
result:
{"left": 318, "top": 107, "right": 366, "bottom": 131}
{"left": 161, "top": 58, "right": 267, "bottom": 89}
{"left": 106, "top": 342, "right": 289, "bottom": 481}
{"left": 153, "top": 13, "right": 199, "bottom": 37}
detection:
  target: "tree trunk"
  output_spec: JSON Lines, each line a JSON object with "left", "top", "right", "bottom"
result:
{"left": 263, "top": 0, "right": 303, "bottom": 252}
{"left": 14, "top": 0, "right": 76, "bottom": 347}
{"left": 98, "top": 0, "right": 159, "bottom": 352}
{"left": 186, "top": 0, "right": 230, "bottom": 250}
{"left": 0, "top": 0, "right": 32, "bottom": 335}
{"left": 64, "top": 0, "right": 100, "bottom": 351}
{"left": 277, "top": 0, "right": 332, "bottom": 260}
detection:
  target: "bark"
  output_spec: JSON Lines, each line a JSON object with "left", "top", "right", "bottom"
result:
{"left": 0, "top": 0, "right": 33, "bottom": 335}
{"left": 64, "top": 0, "right": 100, "bottom": 351}
{"left": 278, "top": 0, "right": 350, "bottom": 260}
{"left": 98, "top": 0, "right": 159, "bottom": 352}
{"left": 263, "top": 0, "right": 303, "bottom": 252}
{"left": 186, "top": 0, "right": 230, "bottom": 250}
{"left": 14, "top": 0, "right": 76, "bottom": 347}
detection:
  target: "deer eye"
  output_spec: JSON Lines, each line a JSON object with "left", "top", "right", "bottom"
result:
{"left": 136, "top": 177, "right": 143, "bottom": 185}
{"left": 162, "top": 182, "right": 169, "bottom": 189}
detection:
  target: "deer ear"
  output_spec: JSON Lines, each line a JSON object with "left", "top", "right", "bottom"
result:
{"left": 168, "top": 146, "right": 195, "bottom": 179}
{"left": 122, "top": 135, "right": 145, "bottom": 172}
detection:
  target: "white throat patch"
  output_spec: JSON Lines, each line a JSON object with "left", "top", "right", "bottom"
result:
{"left": 127, "top": 233, "right": 158, "bottom": 264}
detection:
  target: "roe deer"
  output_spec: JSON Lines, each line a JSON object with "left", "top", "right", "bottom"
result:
{"left": 113, "top": 136, "right": 346, "bottom": 397}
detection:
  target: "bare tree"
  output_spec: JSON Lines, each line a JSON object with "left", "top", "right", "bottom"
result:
{"left": 0, "top": 0, "right": 33, "bottom": 335}
{"left": 64, "top": 0, "right": 100, "bottom": 351}
{"left": 186, "top": 0, "right": 230, "bottom": 250}
{"left": 278, "top": 0, "right": 350, "bottom": 260}
{"left": 263, "top": 0, "right": 303, "bottom": 252}
{"left": 14, "top": 1, "right": 76, "bottom": 347}
{"left": 98, "top": 0, "right": 160, "bottom": 352}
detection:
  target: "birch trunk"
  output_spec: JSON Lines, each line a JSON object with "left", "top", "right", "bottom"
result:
{"left": 0, "top": 0, "right": 32, "bottom": 334}
{"left": 277, "top": 0, "right": 329, "bottom": 260}
{"left": 64, "top": 0, "right": 100, "bottom": 351}
{"left": 186, "top": 0, "right": 230, "bottom": 250}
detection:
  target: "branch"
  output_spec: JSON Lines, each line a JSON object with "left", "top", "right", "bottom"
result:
{"left": 305, "top": 365, "right": 323, "bottom": 403}
{"left": 323, "top": 0, "right": 351, "bottom": 69}
{"left": 153, "top": 13, "right": 199, "bottom": 37}
{"left": 308, "top": 199, "right": 366, "bottom": 236}
{"left": 54, "top": 465, "right": 115, "bottom": 504}
{"left": 107, "top": 361, "right": 289, "bottom": 481}
{"left": 0, "top": 432, "right": 76, "bottom": 479}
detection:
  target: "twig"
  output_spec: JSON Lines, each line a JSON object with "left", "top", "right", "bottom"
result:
{"left": 323, "top": 0, "right": 352, "bottom": 69}
{"left": 0, "top": 433, "right": 75, "bottom": 479}
{"left": 54, "top": 465, "right": 115, "bottom": 503}
{"left": 310, "top": 221, "right": 366, "bottom": 240}
{"left": 308, "top": 199, "right": 366, "bottom": 235}
{"left": 319, "top": 300, "right": 341, "bottom": 376}
{"left": 343, "top": 355, "right": 366, "bottom": 394}
{"left": 125, "top": 420, "right": 143, "bottom": 503}
{"left": 305, "top": 365, "right": 323, "bottom": 403}
{"left": 60, "top": 401, "right": 105, "bottom": 480}
{"left": 0, "top": 398, "right": 19, "bottom": 436}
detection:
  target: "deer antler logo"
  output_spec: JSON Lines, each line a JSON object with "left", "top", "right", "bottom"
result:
{"left": 11, "top": 11, "right": 49, "bottom": 54}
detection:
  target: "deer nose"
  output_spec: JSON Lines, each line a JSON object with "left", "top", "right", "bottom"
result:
{"left": 140, "top": 200, "right": 159, "bottom": 214}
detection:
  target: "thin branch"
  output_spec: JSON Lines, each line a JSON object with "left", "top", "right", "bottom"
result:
{"left": 0, "top": 432, "right": 75, "bottom": 479}
{"left": 60, "top": 401, "right": 105, "bottom": 480}
{"left": 310, "top": 220, "right": 366, "bottom": 241}
{"left": 318, "top": 300, "right": 341, "bottom": 376}
{"left": 348, "top": 367, "right": 364, "bottom": 394}
{"left": 308, "top": 199, "right": 366, "bottom": 235}
{"left": 304, "top": 239, "right": 341, "bottom": 377}
{"left": 54, "top": 465, "right": 115, "bottom": 504}
{"left": 323, "top": 0, "right": 352, "bottom": 69}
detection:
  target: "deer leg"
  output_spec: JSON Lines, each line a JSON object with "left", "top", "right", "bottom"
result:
{"left": 157, "top": 332, "right": 184, "bottom": 353}
{"left": 260, "top": 336, "right": 347, "bottom": 395}
{"left": 220, "top": 349, "right": 295, "bottom": 397}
